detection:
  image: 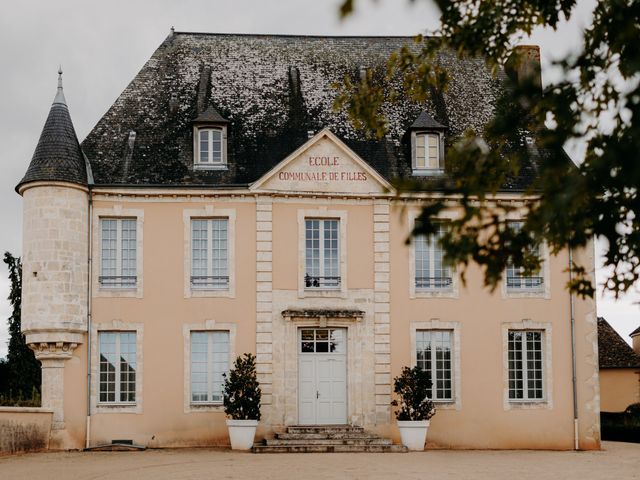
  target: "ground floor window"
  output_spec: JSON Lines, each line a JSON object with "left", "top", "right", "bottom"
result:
{"left": 190, "top": 331, "right": 229, "bottom": 404}
{"left": 416, "top": 330, "right": 453, "bottom": 401}
{"left": 508, "top": 330, "right": 544, "bottom": 401}
{"left": 99, "top": 331, "right": 137, "bottom": 403}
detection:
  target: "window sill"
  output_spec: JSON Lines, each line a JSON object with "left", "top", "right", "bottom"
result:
{"left": 413, "top": 288, "right": 457, "bottom": 299}
{"left": 300, "top": 288, "right": 346, "bottom": 299}
{"left": 187, "top": 288, "right": 234, "bottom": 299}
{"left": 505, "top": 400, "right": 550, "bottom": 410}
{"left": 504, "top": 288, "right": 548, "bottom": 299}
{"left": 95, "top": 402, "right": 141, "bottom": 414}
{"left": 193, "top": 164, "right": 228, "bottom": 171}
{"left": 186, "top": 403, "right": 225, "bottom": 413}
{"left": 412, "top": 168, "right": 445, "bottom": 177}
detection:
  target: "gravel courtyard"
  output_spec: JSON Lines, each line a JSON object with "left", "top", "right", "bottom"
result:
{"left": 1, "top": 441, "right": 638, "bottom": 480}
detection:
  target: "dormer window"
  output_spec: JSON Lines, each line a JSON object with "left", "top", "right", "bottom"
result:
{"left": 197, "top": 127, "right": 225, "bottom": 166}
{"left": 409, "top": 110, "right": 447, "bottom": 176}
{"left": 192, "top": 104, "right": 229, "bottom": 170}
{"left": 415, "top": 132, "right": 441, "bottom": 170}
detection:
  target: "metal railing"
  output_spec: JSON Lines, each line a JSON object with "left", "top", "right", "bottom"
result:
{"left": 98, "top": 276, "right": 137, "bottom": 287}
{"left": 506, "top": 276, "right": 544, "bottom": 289}
{"left": 190, "top": 275, "right": 230, "bottom": 289}
{"left": 415, "top": 276, "right": 453, "bottom": 289}
{"left": 304, "top": 274, "right": 341, "bottom": 289}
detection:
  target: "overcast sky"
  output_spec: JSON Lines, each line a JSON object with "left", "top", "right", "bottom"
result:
{"left": 0, "top": 0, "right": 637, "bottom": 358}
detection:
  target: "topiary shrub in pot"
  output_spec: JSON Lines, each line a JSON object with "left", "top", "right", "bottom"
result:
{"left": 391, "top": 365, "right": 436, "bottom": 451}
{"left": 223, "top": 353, "right": 262, "bottom": 450}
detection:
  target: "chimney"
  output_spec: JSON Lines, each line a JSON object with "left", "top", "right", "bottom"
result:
{"left": 505, "top": 45, "right": 542, "bottom": 90}
{"left": 631, "top": 327, "right": 640, "bottom": 355}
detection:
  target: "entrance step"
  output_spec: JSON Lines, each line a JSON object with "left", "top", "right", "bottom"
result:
{"left": 252, "top": 425, "right": 407, "bottom": 453}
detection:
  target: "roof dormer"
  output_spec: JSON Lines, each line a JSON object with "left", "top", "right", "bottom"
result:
{"left": 192, "top": 105, "right": 229, "bottom": 170}
{"left": 409, "top": 110, "right": 446, "bottom": 176}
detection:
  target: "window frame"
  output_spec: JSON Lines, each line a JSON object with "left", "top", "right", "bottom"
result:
{"left": 183, "top": 320, "right": 236, "bottom": 413}
{"left": 501, "top": 319, "right": 553, "bottom": 410}
{"left": 93, "top": 208, "right": 144, "bottom": 299}
{"left": 410, "top": 320, "right": 462, "bottom": 410}
{"left": 415, "top": 329, "right": 454, "bottom": 402}
{"left": 194, "top": 125, "right": 227, "bottom": 169}
{"left": 183, "top": 207, "right": 236, "bottom": 299}
{"left": 502, "top": 219, "right": 550, "bottom": 299}
{"left": 99, "top": 217, "right": 138, "bottom": 289}
{"left": 507, "top": 329, "right": 545, "bottom": 403}
{"left": 304, "top": 218, "right": 341, "bottom": 290}
{"left": 190, "top": 217, "right": 229, "bottom": 291}
{"left": 297, "top": 208, "right": 347, "bottom": 298}
{"left": 98, "top": 331, "right": 137, "bottom": 405}
{"left": 90, "top": 320, "right": 144, "bottom": 415}
{"left": 414, "top": 222, "right": 453, "bottom": 292}
{"left": 190, "top": 330, "right": 230, "bottom": 405}
{"left": 411, "top": 131, "right": 444, "bottom": 175}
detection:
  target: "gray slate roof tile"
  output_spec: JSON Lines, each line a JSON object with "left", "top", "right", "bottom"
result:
{"left": 598, "top": 317, "right": 640, "bottom": 369}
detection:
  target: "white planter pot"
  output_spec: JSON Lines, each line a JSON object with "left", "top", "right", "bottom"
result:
{"left": 226, "top": 419, "right": 258, "bottom": 450}
{"left": 397, "top": 420, "right": 430, "bottom": 451}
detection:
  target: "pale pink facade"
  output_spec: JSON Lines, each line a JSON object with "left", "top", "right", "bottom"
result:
{"left": 19, "top": 130, "right": 601, "bottom": 450}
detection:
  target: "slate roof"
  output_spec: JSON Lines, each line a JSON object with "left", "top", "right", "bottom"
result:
{"left": 410, "top": 110, "right": 446, "bottom": 130}
{"left": 17, "top": 76, "right": 88, "bottom": 191}
{"left": 598, "top": 317, "right": 640, "bottom": 369}
{"left": 79, "top": 32, "right": 539, "bottom": 189}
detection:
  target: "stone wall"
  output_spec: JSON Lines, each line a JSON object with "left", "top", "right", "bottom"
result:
{"left": 0, "top": 408, "right": 53, "bottom": 454}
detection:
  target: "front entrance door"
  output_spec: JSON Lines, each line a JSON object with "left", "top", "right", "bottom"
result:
{"left": 298, "top": 328, "right": 347, "bottom": 425}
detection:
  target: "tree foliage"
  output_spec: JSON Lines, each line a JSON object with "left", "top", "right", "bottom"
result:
{"left": 223, "top": 353, "right": 262, "bottom": 420}
{"left": 391, "top": 365, "right": 436, "bottom": 421}
{"left": 0, "top": 252, "right": 41, "bottom": 403}
{"left": 335, "top": 0, "right": 640, "bottom": 297}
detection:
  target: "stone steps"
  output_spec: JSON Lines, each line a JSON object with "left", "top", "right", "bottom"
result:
{"left": 252, "top": 425, "right": 407, "bottom": 453}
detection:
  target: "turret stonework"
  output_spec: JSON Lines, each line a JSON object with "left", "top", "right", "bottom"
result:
{"left": 18, "top": 72, "right": 89, "bottom": 444}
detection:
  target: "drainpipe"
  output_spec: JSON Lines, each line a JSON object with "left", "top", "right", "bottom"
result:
{"left": 85, "top": 186, "right": 93, "bottom": 449}
{"left": 569, "top": 247, "right": 579, "bottom": 450}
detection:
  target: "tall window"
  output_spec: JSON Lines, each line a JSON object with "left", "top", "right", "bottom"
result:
{"left": 415, "top": 223, "right": 451, "bottom": 289}
{"left": 416, "top": 330, "right": 453, "bottom": 401}
{"left": 508, "top": 330, "right": 544, "bottom": 401}
{"left": 100, "top": 218, "right": 137, "bottom": 288}
{"left": 190, "top": 331, "right": 229, "bottom": 404}
{"left": 305, "top": 219, "right": 340, "bottom": 289}
{"left": 99, "top": 332, "right": 137, "bottom": 404}
{"left": 506, "top": 221, "right": 543, "bottom": 290}
{"left": 191, "top": 218, "right": 229, "bottom": 289}
{"left": 415, "top": 133, "right": 441, "bottom": 170}
{"left": 197, "top": 128, "right": 224, "bottom": 165}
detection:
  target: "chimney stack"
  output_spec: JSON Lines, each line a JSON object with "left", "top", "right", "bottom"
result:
{"left": 631, "top": 327, "right": 640, "bottom": 355}
{"left": 505, "top": 45, "right": 542, "bottom": 90}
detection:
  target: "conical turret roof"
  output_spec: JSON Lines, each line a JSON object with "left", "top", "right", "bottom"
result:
{"left": 16, "top": 69, "right": 88, "bottom": 193}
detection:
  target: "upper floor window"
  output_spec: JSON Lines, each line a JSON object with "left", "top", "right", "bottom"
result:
{"left": 191, "top": 218, "right": 229, "bottom": 290}
{"left": 506, "top": 221, "right": 543, "bottom": 291}
{"left": 415, "top": 223, "right": 452, "bottom": 290}
{"left": 196, "top": 127, "right": 226, "bottom": 167}
{"left": 305, "top": 218, "right": 340, "bottom": 289}
{"left": 99, "top": 331, "right": 137, "bottom": 404}
{"left": 100, "top": 218, "right": 137, "bottom": 288}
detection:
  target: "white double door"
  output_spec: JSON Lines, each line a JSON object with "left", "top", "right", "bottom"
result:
{"left": 298, "top": 328, "right": 347, "bottom": 425}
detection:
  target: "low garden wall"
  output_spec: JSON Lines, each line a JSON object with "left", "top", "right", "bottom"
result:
{"left": 0, "top": 407, "right": 53, "bottom": 454}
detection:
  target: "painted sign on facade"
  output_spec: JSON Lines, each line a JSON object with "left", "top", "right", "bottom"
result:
{"left": 257, "top": 136, "right": 387, "bottom": 194}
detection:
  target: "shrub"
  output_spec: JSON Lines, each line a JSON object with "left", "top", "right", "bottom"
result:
{"left": 391, "top": 365, "right": 436, "bottom": 421}
{"left": 223, "top": 353, "right": 261, "bottom": 420}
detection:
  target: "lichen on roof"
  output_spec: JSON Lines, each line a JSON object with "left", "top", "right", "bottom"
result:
{"left": 81, "top": 32, "right": 523, "bottom": 188}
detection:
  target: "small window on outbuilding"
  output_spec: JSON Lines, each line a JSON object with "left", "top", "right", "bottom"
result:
{"left": 192, "top": 104, "right": 229, "bottom": 170}
{"left": 409, "top": 110, "right": 446, "bottom": 176}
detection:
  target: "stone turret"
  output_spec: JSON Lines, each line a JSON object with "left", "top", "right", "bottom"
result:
{"left": 631, "top": 326, "right": 640, "bottom": 355}
{"left": 17, "top": 69, "right": 90, "bottom": 433}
